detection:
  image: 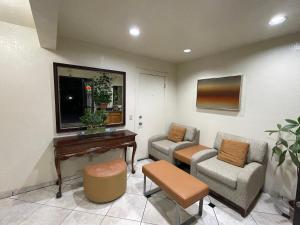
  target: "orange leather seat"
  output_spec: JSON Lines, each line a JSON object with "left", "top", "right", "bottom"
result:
{"left": 174, "top": 145, "right": 209, "bottom": 165}
{"left": 142, "top": 160, "right": 209, "bottom": 208}
{"left": 84, "top": 159, "right": 127, "bottom": 203}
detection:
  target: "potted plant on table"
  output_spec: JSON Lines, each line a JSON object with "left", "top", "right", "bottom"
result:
{"left": 80, "top": 108, "right": 108, "bottom": 134}
{"left": 93, "top": 73, "right": 112, "bottom": 109}
{"left": 265, "top": 117, "right": 300, "bottom": 221}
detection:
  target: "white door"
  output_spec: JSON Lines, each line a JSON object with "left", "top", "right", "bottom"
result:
{"left": 135, "top": 73, "right": 166, "bottom": 160}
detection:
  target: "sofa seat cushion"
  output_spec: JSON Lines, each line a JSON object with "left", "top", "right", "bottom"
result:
{"left": 197, "top": 156, "right": 243, "bottom": 189}
{"left": 152, "top": 140, "right": 176, "bottom": 155}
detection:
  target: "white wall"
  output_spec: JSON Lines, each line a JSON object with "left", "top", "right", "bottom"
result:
{"left": 0, "top": 21, "right": 177, "bottom": 195}
{"left": 176, "top": 33, "right": 300, "bottom": 199}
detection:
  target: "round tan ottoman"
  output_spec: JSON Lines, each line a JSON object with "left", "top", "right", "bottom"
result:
{"left": 84, "top": 159, "right": 127, "bottom": 203}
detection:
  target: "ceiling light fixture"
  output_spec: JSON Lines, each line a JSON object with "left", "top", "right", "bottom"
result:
{"left": 129, "top": 26, "right": 140, "bottom": 36}
{"left": 184, "top": 49, "right": 192, "bottom": 53}
{"left": 269, "top": 14, "right": 287, "bottom": 26}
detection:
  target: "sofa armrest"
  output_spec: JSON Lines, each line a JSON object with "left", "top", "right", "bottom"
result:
{"left": 237, "top": 162, "right": 265, "bottom": 206}
{"left": 190, "top": 148, "right": 218, "bottom": 176}
{"left": 148, "top": 134, "right": 168, "bottom": 153}
{"left": 168, "top": 141, "right": 196, "bottom": 158}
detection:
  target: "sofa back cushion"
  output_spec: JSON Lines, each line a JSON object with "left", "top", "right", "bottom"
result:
{"left": 168, "top": 125, "right": 186, "bottom": 143}
{"left": 217, "top": 139, "right": 249, "bottom": 167}
{"left": 213, "top": 132, "right": 268, "bottom": 164}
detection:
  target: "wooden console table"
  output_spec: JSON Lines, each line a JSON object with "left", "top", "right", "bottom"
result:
{"left": 53, "top": 130, "right": 137, "bottom": 198}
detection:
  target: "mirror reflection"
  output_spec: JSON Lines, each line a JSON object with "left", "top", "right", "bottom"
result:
{"left": 54, "top": 63, "right": 125, "bottom": 133}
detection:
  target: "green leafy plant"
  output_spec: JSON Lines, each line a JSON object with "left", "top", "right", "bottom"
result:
{"left": 80, "top": 108, "right": 108, "bottom": 129}
{"left": 266, "top": 117, "right": 300, "bottom": 220}
{"left": 265, "top": 117, "right": 300, "bottom": 168}
{"left": 93, "top": 73, "right": 112, "bottom": 104}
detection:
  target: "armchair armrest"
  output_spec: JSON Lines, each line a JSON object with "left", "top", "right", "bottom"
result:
{"left": 149, "top": 134, "right": 168, "bottom": 143}
{"left": 237, "top": 162, "right": 265, "bottom": 207}
{"left": 190, "top": 148, "right": 218, "bottom": 176}
{"left": 148, "top": 134, "right": 168, "bottom": 154}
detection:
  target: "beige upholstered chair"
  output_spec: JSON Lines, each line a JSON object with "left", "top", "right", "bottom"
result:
{"left": 191, "top": 132, "right": 268, "bottom": 217}
{"left": 148, "top": 123, "right": 199, "bottom": 163}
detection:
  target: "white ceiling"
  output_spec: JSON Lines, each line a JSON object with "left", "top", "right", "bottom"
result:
{"left": 0, "top": 0, "right": 35, "bottom": 28}
{"left": 1, "top": 1, "right": 300, "bottom": 63}
{"left": 58, "top": 0, "right": 300, "bottom": 63}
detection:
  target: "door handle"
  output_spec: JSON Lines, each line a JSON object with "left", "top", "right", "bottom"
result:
{"left": 296, "top": 201, "right": 300, "bottom": 208}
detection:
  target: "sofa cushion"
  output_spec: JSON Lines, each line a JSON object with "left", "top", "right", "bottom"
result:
{"left": 218, "top": 139, "right": 249, "bottom": 167}
{"left": 168, "top": 125, "right": 186, "bottom": 143}
{"left": 213, "top": 132, "right": 267, "bottom": 164}
{"left": 197, "top": 156, "right": 243, "bottom": 189}
{"left": 184, "top": 126, "right": 197, "bottom": 142}
{"left": 152, "top": 140, "right": 176, "bottom": 155}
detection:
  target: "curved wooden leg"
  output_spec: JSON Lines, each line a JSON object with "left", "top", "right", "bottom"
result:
{"left": 124, "top": 147, "right": 127, "bottom": 163}
{"left": 131, "top": 142, "right": 136, "bottom": 174}
{"left": 55, "top": 157, "right": 62, "bottom": 198}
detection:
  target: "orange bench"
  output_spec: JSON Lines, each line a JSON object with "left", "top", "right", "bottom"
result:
{"left": 142, "top": 160, "right": 209, "bottom": 225}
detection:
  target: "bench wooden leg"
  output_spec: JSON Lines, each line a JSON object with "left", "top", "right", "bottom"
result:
{"left": 143, "top": 175, "right": 161, "bottom": 197}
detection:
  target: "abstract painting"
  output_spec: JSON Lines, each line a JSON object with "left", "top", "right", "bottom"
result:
{"left": 196, "top": 75, "right": 242, "bottom": 111}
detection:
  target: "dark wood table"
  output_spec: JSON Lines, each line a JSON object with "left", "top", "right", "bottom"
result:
{"left": 53, "top": 129, "right": 137, "bottom": 198}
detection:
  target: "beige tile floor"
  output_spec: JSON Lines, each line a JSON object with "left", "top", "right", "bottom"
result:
{"left": 0, "top": 159, "right": 292, "bottom": 225}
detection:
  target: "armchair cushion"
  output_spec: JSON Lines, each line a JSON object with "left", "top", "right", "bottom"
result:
{"left": 218, "top": 139, "right": 249, "bottom": 167}
{"left": 197, "top": 156, "right": 244, "bottom": 189}
{"left": 214, "top": 132, "right": 267, "bottom": 164}
{"left": 171, "top": 123, "right": 197, "bottom": 142}
{"left": 168, "top": 124, "right": 186, "bottom": 142}
{"left": 152, "top": 140, "right": 176, "bottom": 155}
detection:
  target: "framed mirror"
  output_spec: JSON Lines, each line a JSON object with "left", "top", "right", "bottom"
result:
{"left": 53, "top": 62, "right": 126, "bottom": 133}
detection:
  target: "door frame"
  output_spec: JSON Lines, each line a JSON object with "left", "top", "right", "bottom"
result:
{"left": 134, "top": 71, "right": 167, "bottom": 160}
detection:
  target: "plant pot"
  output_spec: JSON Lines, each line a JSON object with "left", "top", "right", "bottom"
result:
{"left": 289, "top": 200, "right": 295, "bottom": 222}
{"left": 99, "top": 103, "right": 108, "bottom": 109}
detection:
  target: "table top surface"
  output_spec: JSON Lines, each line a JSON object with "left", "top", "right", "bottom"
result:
{"left": 174, "top": 144, "right": 210, "bottom": 164}
{"left": 53, "top": 129, "right": 137, "bottom": 146}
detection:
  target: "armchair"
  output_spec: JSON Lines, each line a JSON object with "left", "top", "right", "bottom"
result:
{"left": 148, "top": 123, "right": 199, "bottom": 163}
{"left": 190, "top": 132, "right": 267, "bottom": 217}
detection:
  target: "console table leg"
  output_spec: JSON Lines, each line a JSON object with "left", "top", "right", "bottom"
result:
{"left": 131, "top": 142, "right": 136, "bottom": 174}
{"left": 55, "top": 157, "right": 62, "bottom": 198}
{"left": 124, "top": 147, "right": 127, "bottom": 163}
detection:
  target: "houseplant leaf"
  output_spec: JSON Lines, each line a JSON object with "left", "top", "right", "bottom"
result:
{"left": 279, "top": 138, "right": 288, "bottom": 148}
{"left": 265, "top": 130, "right": 278, "bottom": 135}
{"left": 296, "top": 127, "right": 300, "bottom": 135}
{"left": 298, "top": 116, "right": 300, "bottom": 124}
{"left": 289, "top": 151, "right": 300, "bottom": 167}
{"left": 282, "top": 124, "right": 298, "bottom": 131}
{"left": 277, "top": 124, "right": 282, "bottom": 129}
{"left": 277, "top": 150, "right": 287, "bottom": 167}
{"left": 285, "top": 119, "right": 298, "bottom": 125}
{"left": 272, "top": 146, "right": 282, "bottom": 157}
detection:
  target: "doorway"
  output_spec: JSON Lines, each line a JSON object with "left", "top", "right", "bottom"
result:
{"left": 134, "top": 73, "right": 166, "bottom": 160}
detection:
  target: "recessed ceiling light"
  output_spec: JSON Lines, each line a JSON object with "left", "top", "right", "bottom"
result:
{"left": 269, "top": 14, "right": 287, "bottom": 26}
{"left": 129, "top": 26, "right": 140, "bottom": 36}
{"left": 184, "top": 49, "right": 192, "bottom": 53}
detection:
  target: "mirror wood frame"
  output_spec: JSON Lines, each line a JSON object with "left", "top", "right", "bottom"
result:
{"left": 53, "top": 62, "right": 126, "bottom": 133}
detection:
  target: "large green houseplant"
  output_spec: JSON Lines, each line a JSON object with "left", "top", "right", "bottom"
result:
{"left": 93, "top": 73, "right": 112, "bottom": 109}
{"left": 266, "top": 116, "right": 300, "bottom": 220}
